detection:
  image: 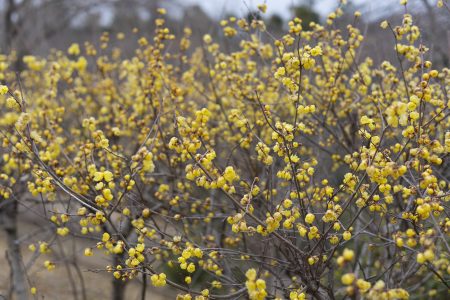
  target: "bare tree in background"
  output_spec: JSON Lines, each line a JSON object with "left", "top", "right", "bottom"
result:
{"left": 2, "top": 0, "right": 88, "bottom": 69}
{"left": 419, "top": 0, "right": 449, "bottom": 66}
{"left": 1, "top": 0, "right": 174, "bottom": 67}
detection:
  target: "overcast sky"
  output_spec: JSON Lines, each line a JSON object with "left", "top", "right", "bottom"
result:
{"left": 88, "top": 0, "right": 399, "bottom": 28}
{"left": 179, "top": 0, "right": 370, "bottom": 19}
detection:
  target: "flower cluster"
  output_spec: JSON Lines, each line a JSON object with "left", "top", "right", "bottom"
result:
{"left": 0, "top": 2, "right": 449, "bottom": 299}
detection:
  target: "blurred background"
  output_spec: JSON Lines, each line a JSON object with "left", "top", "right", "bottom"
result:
{"left": 0, "top": 0, "right": 449, "bottom": 299}
{"left": 0, "top": 0, "right": 449, "bottom": 68}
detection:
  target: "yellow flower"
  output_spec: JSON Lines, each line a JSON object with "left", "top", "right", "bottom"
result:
{"left": 68, "top": 43, "right": 80, "bottom": 55}
{"left": 44, "top": 260, "right": 55, "bottom": 271}
{"left": 341, "top": 273, "right": 355, "bottom": 285}
{"left": 157, "top": 8, "right": 166, "bottom": 15}
{"left": 102, "top": 232, "right": 110, "bottom": 242}
{"left": 356, "top": 279, "right": 371, "bottom": 293}
{"left": 103, "top": 171, "right": 114, "bottom": 182}
{"left": 416, "top": 253, "right": 426, "bottom": 264}
{"left": 102, "top": 188, "right": 113, "bottom": 201}
{"left": 84, "top": 248, "right": 93, "bottom": 256}
{"left": 257, "top": 4, "right": 267, "bottom": 13}
{"left": 423, "top": 249, "right": 434, "bottom": 261}
{"left": 246, "top": 268, "right": 257, "bottom": 280}
{"left": 343, "top": 248, "right": 354, "bottom": 261}
{"left": 93, "top": 171, "right": 104, "bottom": 182}
{"left": 223, "top": 166, "right": 237, "bottom": 182}
{"left": 151, "top": 273, "right": 167, "bottom": 287}
{"left": 343, "top": 231, "right": 352, "bottom": 241}
{"left": 0, "top": 85, "right": 8, "bottom": 95}
{"left": 310, "top": 46, "right": 322, "bottom": 56}
{"left": 305, "top": 213, "right": 315, "bottom": 224}
{"left": 187, "top": 263, "right": 196, "bottom": 273}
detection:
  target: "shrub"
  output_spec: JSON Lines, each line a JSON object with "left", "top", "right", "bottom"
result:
{"left": 0, "top": 3, "right": 449, "bottom": 299}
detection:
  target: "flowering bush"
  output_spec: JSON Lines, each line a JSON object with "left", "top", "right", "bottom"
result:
{"left": 1, "top": 3, "right": 449, "bottom": 300}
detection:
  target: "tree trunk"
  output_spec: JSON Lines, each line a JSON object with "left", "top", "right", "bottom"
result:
{"left": 112, "top": 278, "right": 127, "bottom": 300}
{"left": 4, "top": 0, "right": 16, "bottom": 52}
{"left": 112, "top": 254, "right": 127, "bottom": 300}
{"left": 1, "top": 199, "right": 28, "bottom": 300}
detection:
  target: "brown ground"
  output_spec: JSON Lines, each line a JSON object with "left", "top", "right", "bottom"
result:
{"left": 0, "top": 213, "right": 173, "bottom": 300}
